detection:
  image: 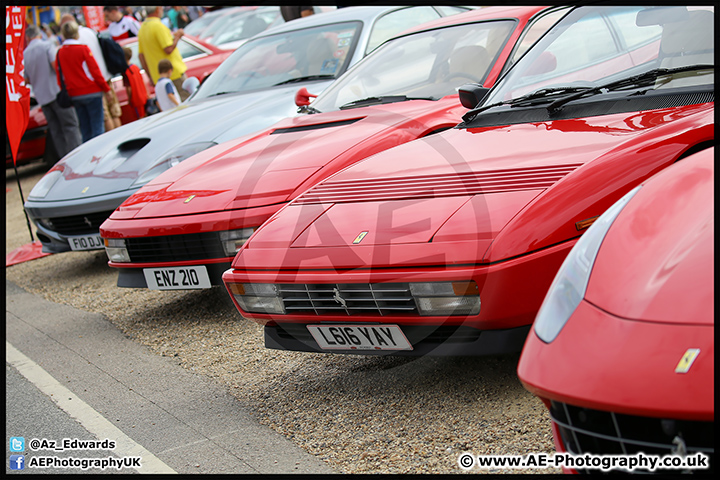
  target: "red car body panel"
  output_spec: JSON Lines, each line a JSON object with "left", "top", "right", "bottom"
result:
{"left": 100, "top": 6, "right": 554, "bottom": 285}
{"left": 233, "top": 104, "right": 713, "bottom": 268}
{"left": 7, "top": 104, "right": 47, "bottom": 166}
{"left": 517, "top": 149, "right": 713, "bottom": 467}
{"left": 223, "top": 103, "right": 713, "bottom": 342}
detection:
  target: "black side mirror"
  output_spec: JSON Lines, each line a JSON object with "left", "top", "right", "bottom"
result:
{"left": 458, "top": 83, "right": 490, "bottom": 109}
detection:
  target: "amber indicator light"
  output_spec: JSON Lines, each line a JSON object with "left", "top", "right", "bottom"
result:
{"left": 575, "top": 216, "right": 599, "bottom": 231}
{"left": 452, "top": 281, "right": 479, "bottom": 296}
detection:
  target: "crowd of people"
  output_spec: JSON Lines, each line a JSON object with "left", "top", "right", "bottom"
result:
{"left": 23, "top": 7, "right": 207, "bottom": 156}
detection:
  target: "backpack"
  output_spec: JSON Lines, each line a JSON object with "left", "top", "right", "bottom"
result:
{"left": 124, "top": 64, "right": 148, "bottom": 109}
{"left": 97, "top": 32, "right": 129, "bottom": 76}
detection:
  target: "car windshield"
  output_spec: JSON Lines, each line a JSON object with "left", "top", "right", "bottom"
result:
{"left": 481, "top": 6, "right": 714, "bottom": 109}
{"left": 194, "top": 21, "right": 361, "bottom": 99}
{"left": 311, "top": 20, "right": 516, "bottom": 112}
{"left": 184, "top": 9, "right": 225, "bottom": 37}
{"left": 207, "top": 7, "right": 282, "bottom": 46}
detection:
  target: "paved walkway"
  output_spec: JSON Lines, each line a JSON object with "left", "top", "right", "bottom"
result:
{"left": 6, "top": 281, "right": 334, "bottom": 474}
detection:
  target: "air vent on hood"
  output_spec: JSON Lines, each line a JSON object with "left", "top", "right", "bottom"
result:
{"left": 294, "top": 164, "right": 583, "bottom": 205}
{"left": 117, "top": 138, "right": 151, "bottom": 152}
{"left": 270, "top": 118, "right": 363, "bottom": 134}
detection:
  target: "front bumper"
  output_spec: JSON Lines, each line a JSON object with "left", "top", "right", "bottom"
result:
{"left": 224, "top": 240, "right": 577, "bottom": 355}
{"left": 115, "top": 260, "right": 232, "bottom": 288}
{"left": 518, "top": 299, "right": 714, "bottom": 418}
{"left": 102, "top": 204, "right": 280, "bottom": 288}
{"left": 265, "top": 323, "right": 531, "bottom": 356}
{"left": 24, "top": 189, "right": 138, "bottom": 253}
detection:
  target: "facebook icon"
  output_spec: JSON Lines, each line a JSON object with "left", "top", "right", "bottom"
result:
{"left": 10, "top": 455, "right": 25, "bottom": 470}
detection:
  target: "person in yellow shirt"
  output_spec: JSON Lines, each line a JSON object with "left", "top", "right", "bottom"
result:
{"left": 137, "top": 6, "right": 189, "bottom": 101}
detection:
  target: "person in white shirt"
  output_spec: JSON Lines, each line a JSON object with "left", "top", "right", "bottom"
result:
{"left": 155, "top": 59, "right": 180, "bottom": 111}
{"left": 103, "top": 6, "right": 141, "bottom": 41}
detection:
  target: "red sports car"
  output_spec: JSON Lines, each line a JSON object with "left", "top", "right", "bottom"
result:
{"left": 517, "top": 148, "right": 714, "bottom": 474}
{"left": 221, "top": 6, "right": 714, "bottom": 356}
{"left": 100, "top": 6, "right": 562, "bottom": 290}
{"left": 7, "top": 34, "right": 230, "bottom": 167}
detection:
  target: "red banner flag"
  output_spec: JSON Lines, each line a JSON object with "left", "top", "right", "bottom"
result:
{"left": 5, "top": 5, "right": 31, "bottom": 165}
{"left": 82, "top": 6, "right": 105, "bottom": 32}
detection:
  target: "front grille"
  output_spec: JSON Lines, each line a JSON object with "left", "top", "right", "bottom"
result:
{"left": 125, "top": 232, "right": 226, "bottom": 263}
{"left": 278, "top": 283, "right": 418, "bottom": 316}
{"left": 550, "top": 401, "right": 714, "bottom": 473}
{"left": 41, "top": 210, "right": 114, "bottom": 235}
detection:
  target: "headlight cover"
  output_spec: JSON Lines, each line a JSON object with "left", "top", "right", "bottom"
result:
{"left": 104, "top": 238, "right": 130, "bottom": 263}
{"left": 533, "top": 186, "right": 641, "bottom": 343}
{"left": 410, "top": 281, "right": 481, "bottom": 316}
{"left": 227, "top": 283, "right": 285, "bottom": 315}
{"left": 131, "top": 142, "right": 217, "bottom": 187}
{"left": 28, "top": 170, "right": 63, "bottom": 199}
{"left": 219, "top": 228, "right": 256, "bottom": 257}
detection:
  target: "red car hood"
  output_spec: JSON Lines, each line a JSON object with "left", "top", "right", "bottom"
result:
{"left": 112, "top": 99, "right": 460, "bottom": 219}
{"left": 240, "top": 103, "right": 713, "bottom": 270}
{"left": 585, "top": 148, "right": 714, "bottom": 326}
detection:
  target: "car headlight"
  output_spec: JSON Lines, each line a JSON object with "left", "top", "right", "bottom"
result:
{"left": 104, "top": 238, "right": 130, "bottom": 263}
{"left": 533, "top": 186, "right": 641, "bottom": 343}
{"left": 28, "top": 170, "right": 63, "bottom": 199}
{"left": 219, "top": 228, "right": 256, "bottom": 257}
{"left": 409, "top": 281, "right": 480, "bottom": 316}
{"left": 131, "top": 142, "right": 217, "bottom": 187}
{"left": 227, "top": 283, "right": 286, "bottom": 315}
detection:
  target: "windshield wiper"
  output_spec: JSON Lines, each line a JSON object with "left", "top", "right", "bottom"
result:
{"left": 273, "top": 75, "right": 336, "bottom": 86}
{"left": 339, "top": 95, "right": 436, "bottom": 110}
{"left": 546, "top": 64, "right": 714, "bottom": 114}
{"left": 461, "top": 86, "right": 592, "bottom": 123}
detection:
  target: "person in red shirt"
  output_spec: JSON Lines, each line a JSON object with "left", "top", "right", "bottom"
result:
{"left": 104, "top": 6, "right": 141, "bottom": 41}
{"left": 57, "top": 20, "right": 111, "bottom": 142}
{"left": 122, "top": 46, "right": 149, "bottom": 120}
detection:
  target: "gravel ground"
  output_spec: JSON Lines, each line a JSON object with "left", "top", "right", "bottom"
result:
{"left": 6, "top": 161, "right": 561, "bottom": 474}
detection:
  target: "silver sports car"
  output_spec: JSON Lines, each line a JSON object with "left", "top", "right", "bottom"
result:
{"left": 25, "top": 5, "right": 468, "bottom": 253}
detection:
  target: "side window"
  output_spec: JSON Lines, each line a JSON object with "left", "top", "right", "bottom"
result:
{"left": 544, "top": 14, "right": 618, "bottom": 76}
{"left": 510, "top": 9, "right": 567, "bottom": 66}
{"left": 176, "top": 39, "right": 206, "bottom": 61}
{"left": 435, "top": 6, "right": 472, "bottom": 17}
{"left": 606, "top": 8, "right": 662, "bottom": 50}
{"left": 366, "top": 7, "right": 440, "bottom": 54}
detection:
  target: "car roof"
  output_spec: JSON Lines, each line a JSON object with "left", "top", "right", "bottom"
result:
{"left": 255, "top": 6, "right": 414, "bottom": 37}
{"left": 400, "top": 5, "right": 552, "bottom": 36}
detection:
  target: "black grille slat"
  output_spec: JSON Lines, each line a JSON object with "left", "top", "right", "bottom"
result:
{"left": 42, "top": 210, "right": 115, "bottom": 235}
{"left": 550, "top": 401, "right": 714, "bottom": 473}
{"left": 125, "top": 232, "right": 226, "bottom": 263}
{"left": 277, "top": 283, "right": 417, "bottom": 316}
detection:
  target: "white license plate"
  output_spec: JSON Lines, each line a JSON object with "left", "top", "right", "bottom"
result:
{"left": 143, "top": 266, "right": 212, "bottom": 290}
{"left": 308, "top": 324, "right": 412, "bottom": 351}
{"left": 68, "top": 234, "right": 104, "bottom": 251}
